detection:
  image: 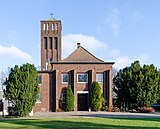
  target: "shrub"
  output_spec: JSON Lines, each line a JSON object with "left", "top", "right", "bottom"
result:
{"left": 65, "top": 85, "right": 74, "bottom": 111}
{"left": 101, "top": 97, "right": 108, "bottom": 111}
{"left": 91, "top": 81, "right": 102, "bottom": 111}
{"left": 113, "top": 107, "right": 120, "bottom": 112}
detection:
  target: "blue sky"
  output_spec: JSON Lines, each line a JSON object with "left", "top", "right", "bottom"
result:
{"left": 0, "top": 0, "right": 160, "bottom": 72}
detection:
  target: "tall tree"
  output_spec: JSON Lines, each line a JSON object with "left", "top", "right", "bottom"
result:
{"left": 4, "top": 63, "right": 39, "bottom": 116}
{"left": 113, "top": 61, "right": 160, "bottom": 109}
{"left": 65, "top": 85, "right": 74, "bottom": 111}
{"left": 91, "top": 81, "right": 102, "bottom": 111}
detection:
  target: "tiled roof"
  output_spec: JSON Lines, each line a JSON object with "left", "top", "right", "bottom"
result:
{"left": 61, "top": 45, "right": 104, "bottom": 63}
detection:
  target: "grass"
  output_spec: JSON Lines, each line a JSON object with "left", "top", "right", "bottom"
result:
{"left": 0, "top": 117, "right": 160, "bottom": 129}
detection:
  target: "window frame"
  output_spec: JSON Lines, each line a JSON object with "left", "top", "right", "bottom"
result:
{"left": 96, "top": 73, "right": 103, "bottom": 83}
{"left": 62, "top": 73, "right": 69, "bottom": 84}
{"left": 36, "top": 93, "right": 42, "bottom": 103}
{"left": 77, "top": 73, "right": 88, "bottom": 83}
{"left": 61, "top": 93, "right": 66, "bottom": 103}
{"left": 38, "top": 75, "right": 42, "bottom": 85}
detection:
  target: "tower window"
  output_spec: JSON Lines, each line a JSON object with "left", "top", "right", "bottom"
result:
{"left": 44, "top": 37, "right": 47, "bottom": 50}
{"left": 49, "top": 37, "right": 52, "bottom": 50}
{"left": 47, "top": 23, "right": 49, "bottom": 30}
{"left": 54, "top": 37, "right": 58, "bottom": 50}
{"left": 55, "top": 23, "right": 58, "bottom": 30}
{"left": 52, "top": 24, "right": 54, "bottom": 30}
{"left": 43, "top": 24, "right": 46, "bottom": 30}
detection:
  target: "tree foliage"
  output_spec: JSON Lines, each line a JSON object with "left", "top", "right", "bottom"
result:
{"left": 91, "top": 81, "right": 102, "bottom": 111}
{"left": 4, "top": 63, "right": 39, "bottom": 116}
{"left": 65, "top": 85, "right": 74, "bottom": 111}
{"left": 113, "top": 61, "right": 160, "bottom": 109}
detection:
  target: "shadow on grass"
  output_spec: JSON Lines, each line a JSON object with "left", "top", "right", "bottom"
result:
{"left": 71, "top": 113, "right": 160, "bottom": 122}
{"left": 0, "top": 118, "right": 160, "bottom": 129}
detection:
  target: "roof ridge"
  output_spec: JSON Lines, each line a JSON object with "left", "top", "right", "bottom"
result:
{"left": 80, "top": 46, "right": 104, "bottom": 62}
{"left": 61, "top": 45, "right": 104, "bottom": 63}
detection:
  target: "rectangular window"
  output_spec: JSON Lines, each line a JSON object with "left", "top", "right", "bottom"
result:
{"left": 52, "top": 24, "right": 54, "bottom": 30}
{"left": 37, "top": 93, "right": 42, "bottom": 103}
{"left": 96, "top": 74, "right": 103, "bottom": 83}
{"left": 44, "top": 37, "right": 47, "bottom": 50}
{"left": 55, "top": 23, "right": 58, "bottom": 30}
{"left": 49, "top": 37, "right": 52, "bottom": 50}
{"left": 43, "top": 24, "right": 46, "bottom": 30}
{"left": 54, "top": 37, "right": 58, "bottom": 50}
{"left": 47, "top": 23, "right": 49, "bottom": 30}
{"left": 77, "top": 74, "right": 88, "bottom": 83}
{"left": 62, "top": 74, "right": 69, "bottom": 83}
{"left": 38, "top": 75, "right": 42, "bottom": 85}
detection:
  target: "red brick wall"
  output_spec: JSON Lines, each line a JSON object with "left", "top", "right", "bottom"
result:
{"left": 33, "top": 72, "right": 51, "bottom": 112}
{"left": 34, "top": 63, "right": 113, "bottom": 112}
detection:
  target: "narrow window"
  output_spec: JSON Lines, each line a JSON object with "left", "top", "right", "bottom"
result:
{"left": 49, "top": 37, "right": 52, "bottom": 50}
{"left": 36, "top": 93, "right": 42, "bottom": 103}
{"left": 62, "top": 74, "right": 69, "bottom": 83}
{"left": 38, "top": 75, "right": 42, "bottom": 85}
{"left": 43, "top": 24, "right": 46, "bottom": 30}
{"left": 44, "top": 37, "right": 47, "bottom": 50}
{"left": 62, "top": 93, "right": 66, "bottom": 103}
{"left": 55, "top": 23, "right": 58, "bottom": 30}
{"left": 47, "top": 23, "right": 49, "bottom": 30}
{"left": 77, "top": 74, "right": 88, "bottom": 83}
{"left": 54, "top": 37, "right": 58, "bottom": 50}
{"left": 52, "top": 24, "right": 54, "bottom": 30}
{"left": 96, "top": 74, "right": 103, "bottom": 83}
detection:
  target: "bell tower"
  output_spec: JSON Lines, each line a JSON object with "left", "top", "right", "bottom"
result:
{"left": 41, "top": 14, "right": 62, "bottom": 70}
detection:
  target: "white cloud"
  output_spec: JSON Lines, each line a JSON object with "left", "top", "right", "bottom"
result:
{"left": 131, "top": 10, "right": 145, "bottom": 25}
{"left": 62, "top": 34, "right": 150, "bottom": 70}
{"left": 0, "top": 44, "right": 33, "bottom": 72}
{"left": 62, "top": 34, "right": 108, "bottom": 59}
{"left": 0, "top": 45, "right": 32, "bottom": 62}
{"left": 106, "top": 8, "right": 121, "bottom": 35}
{"left": 113, "top": 53, "right": 150, "bottom": 69}
{"left": 113, "top": 56, "right": 133, "bottom": 69}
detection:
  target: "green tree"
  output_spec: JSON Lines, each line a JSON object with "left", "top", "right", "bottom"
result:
{"left": 4, "top": 63, "right": 39, "bottom": 117}
{"left": 91, "top": 81, "right": 102, "bottom": 111}
{"left": 113, "top": 61, "right": 160, "bottom": 109}
{"left": 65, "top": 85, "right": 74, "bottom": 111}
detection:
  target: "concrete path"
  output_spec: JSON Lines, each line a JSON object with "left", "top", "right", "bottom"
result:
{"left": 32, "top": 111, "right": 160, "bottom": 119}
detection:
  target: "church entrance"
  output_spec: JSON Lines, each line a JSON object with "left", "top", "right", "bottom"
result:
{"left": 77, "top": 93, "right": 88, "bottom": 111}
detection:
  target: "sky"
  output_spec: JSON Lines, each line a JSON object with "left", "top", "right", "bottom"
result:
{"left": 0, "top": 0, "right": 160, "bottom": 73}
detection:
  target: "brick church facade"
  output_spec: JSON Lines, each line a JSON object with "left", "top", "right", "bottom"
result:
{"left": 33, "top": 16, "right": 114, "bottom": 112}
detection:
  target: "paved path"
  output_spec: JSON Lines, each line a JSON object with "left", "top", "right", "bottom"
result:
{"left": 32, "top": 111, "right": 160, "bottom": 119}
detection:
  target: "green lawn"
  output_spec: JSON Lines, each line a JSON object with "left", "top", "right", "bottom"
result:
{"left": 0, "top": 118, "right": 160, "bottom": 129}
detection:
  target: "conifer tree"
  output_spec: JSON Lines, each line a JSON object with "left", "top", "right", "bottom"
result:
{"left": 113, "top": 61, "right": 160, "bottom": 109}
{"left": 65, "top": 85, "right": 74, "bottom": 111}
{"left": 4, "top": 63, "right": 39, "bottom": 116}
{"left": 91, "top": 81, "right": 102, "bottom": 111}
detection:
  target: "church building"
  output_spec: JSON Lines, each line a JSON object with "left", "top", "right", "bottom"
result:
{"left": 33, "top": 16, "right": 114, "bottom": 112}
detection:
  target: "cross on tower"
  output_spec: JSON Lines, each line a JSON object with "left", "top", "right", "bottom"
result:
{"left": 50, "top": 13, "right": 54, "bottom": 18}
